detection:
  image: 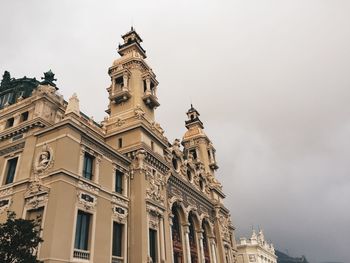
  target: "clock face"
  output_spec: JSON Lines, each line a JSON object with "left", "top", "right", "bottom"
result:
{"left": 249, "top": 254, "right": 256, "bottom": 262}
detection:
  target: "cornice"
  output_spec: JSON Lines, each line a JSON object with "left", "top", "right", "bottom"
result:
{"left": 34, "top": 118, "right": 130, "bottom": 165}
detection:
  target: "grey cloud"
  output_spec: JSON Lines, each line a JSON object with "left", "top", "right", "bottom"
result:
{"left": 1, "top": 1, "right": 349, "bottom": 262}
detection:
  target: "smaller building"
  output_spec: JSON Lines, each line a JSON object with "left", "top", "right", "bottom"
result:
{"left": 237, "top": 230, "right": 277, "bottom": 263}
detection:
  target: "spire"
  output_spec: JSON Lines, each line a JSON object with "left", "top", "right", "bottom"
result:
{"left": 185, "top": 104, "right": 204, "bottom": 129}
{"left": 118, "top": 27, "right": 146, "bottom": 58}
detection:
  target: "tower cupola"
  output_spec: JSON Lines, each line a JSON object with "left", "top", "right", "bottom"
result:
{"left": 185, "top": 104, "right": 204, "bottom": 129}
{"left": 118, "top": 26, "right": 146, "bottom": 59}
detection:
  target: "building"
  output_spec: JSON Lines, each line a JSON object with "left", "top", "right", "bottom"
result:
{"left": 236, "top": 230, "right": 277, "bottom": 263}
{"left": 0, "top": 28, "right": 237, "bottom": 263}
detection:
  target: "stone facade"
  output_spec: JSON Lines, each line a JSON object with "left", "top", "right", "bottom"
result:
{"left": 0, "top": 28, "right": 237, "bottom": 263}
{"left": 236, "top": 230, "right": 277, "bottom": 263}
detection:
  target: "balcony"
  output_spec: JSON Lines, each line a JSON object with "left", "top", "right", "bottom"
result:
{"left": 142, "top": 92, "right": 159, "bottom": 109}
{"left": 109, "top": 87, "right": 131, "bottom": 104}
{"left": 73, "top": 249, "right": 90, "bottom": 260}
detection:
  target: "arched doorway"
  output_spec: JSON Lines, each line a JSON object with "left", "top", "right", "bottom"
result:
{"left": 188, "top": 212, "right": 198, "bottom": 263}
{"left": 202, "top": 220, "right": 211, "bottom": 263}
{"left": 172, "top": 205, "right": 183, "bottom": 263}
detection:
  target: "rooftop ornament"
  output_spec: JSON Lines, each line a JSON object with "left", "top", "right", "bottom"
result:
{"left": 41, "top": 70, "right": 58, "bottom": 89}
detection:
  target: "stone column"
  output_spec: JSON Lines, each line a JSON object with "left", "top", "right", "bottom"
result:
{"left": 94, "top": 155, "right": 101, "bottom": 183}
{"left": 124, "top": 221, "right": 128, "bottom": 263}
{"left": 197, "top": 231, "right": 205, "bottom": 263}
{"left": 123, "top": 172, "right": 128, "bottom": 197}
{"left": 183, "top": 224, "right": 192, "bottom": 263}
{"left": 169, "top": 214, "right": 175, "bottom": 263}
{"left": 159, "top": 215, "right": 166, "bottom": 262}
{"left": 210, "top": 238, "right": 217, "bottom": 263}
{"left": 13, "top": 113, "right": 21, "bottom": 126}
{"left": 0, "top": 120, "right": 5, "bottom": 131}
{"left": 78, "top": 148, "right": 85, "bottom": 176}
{"left": 123, "top": 73, "right": 128, "bottom": 90}
{"left": 146, "top": 78, "right": 151, "bottom": 94}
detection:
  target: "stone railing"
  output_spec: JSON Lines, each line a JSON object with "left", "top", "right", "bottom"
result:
{"left": 112, "top": 256, "right": 124, "bottom": 263}
{"left": 73, "top": 249, "right": 90, "bottom": 260}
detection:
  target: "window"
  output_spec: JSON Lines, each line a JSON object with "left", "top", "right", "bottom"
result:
{"left": 74, "top": 211, "right": 91, "bottom": 251}
{"left": 115, "top": 170, "right": 123, "bottom": 194}
{"left": 118, "top": 138, "right": 123, "bottom": 149}
{"left": 115, "top": 76, "right": 124, "bottom": 90}
{"left": 4, "top": 157, "right": 18, "bottom": 185}
{"left": 83, "top": 153, "right": 94, "bottom": 180}
{"left": 149, "top": 229, "right": 157, "bottom": 263}
{"left": 151, "top": 141, "right": 154, "bottom": 151}
{"left": 0, "top": 93, "right": 13, "bottom": 108}
{"left": 26, "top": 207, "right": 44, "bottom": 232}
{"left": 189, "top": 149, "right": 197, "bottom": 160}
{"left": 20, "top": 111, "right": 29, "bottom": 122}
{"left": 112, "top": 222, "right": 123, "bottom": 257}
{"left": 6, "top": 117, "right": 14, "bottom": 128}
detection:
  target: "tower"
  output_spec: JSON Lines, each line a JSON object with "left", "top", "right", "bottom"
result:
{"left": 182, "top": 104, "right": 219, "bottom": 182}
{"left": 103, "top": 27, "right": 169, "bottom": 262}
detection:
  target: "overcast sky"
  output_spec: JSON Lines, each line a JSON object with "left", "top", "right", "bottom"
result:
{"left": 1, "top": 1, "right": 349, "bottom": 262}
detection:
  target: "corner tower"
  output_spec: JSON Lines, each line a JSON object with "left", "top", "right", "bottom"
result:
{"left": 182, "top": 104, "right": 219, "bottom": 174}
{"left": 106, "top": 27, "right": 159, "bottom": 123}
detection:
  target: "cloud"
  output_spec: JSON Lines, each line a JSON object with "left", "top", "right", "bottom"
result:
{"left": 1, "top": 1, "right": 349, "bottom": 262}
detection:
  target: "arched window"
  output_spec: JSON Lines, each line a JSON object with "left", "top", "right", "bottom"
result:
{"left": 172, "top": 205, "right": 183, "bottom": 263}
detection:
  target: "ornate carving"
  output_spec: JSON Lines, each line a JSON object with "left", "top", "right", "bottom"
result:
{"left": 77, "top": 181, "right": 99, "bottom": 195}
{"left": 133, "top": 149, "right": 146, "bottom": 170}
{"left": 34, "top": 143, "right": 54, "bottom": 173}
{"left": 146, "top": 170, "right": 165, "bottom": 204}
{"left": 150, "top": 121, "right": 164, "bottom": 135}
{"left": 134, "top": 104, "right": 145, "bottom": 119}
{"left": 112, "top": 195, "right": 128, "bottom": 208}
{"left": 112, "top": 205, "right": 128, "bottom": 224}
{"left": 0, "top": 198, "right": 11, "bottom": 214}
{"left": 219, "top": 215, "right": 232, "bottom": 241}
{"left": 0, "top": 188, "right": 13, "bottom": 198}
{"left": 207, "top": 172, "right": 222, "bottom": 189}
{"left": 24, "top": 174, "right": 50, "bottom": 210}
{"left": 77, "top": 191, "right": 97, "bottom": 210}
{"left": 115, "top": 117, "right": 125, "bottom": 127}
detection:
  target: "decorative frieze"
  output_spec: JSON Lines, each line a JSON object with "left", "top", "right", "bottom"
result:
{"left": 0, "top": 187, "right": 13, "bottom": 198}
{"left": 77, "top": 181, "right": 99, "bottom": 195}
{"left": 111, "top": 195, "right": 128, "bottom": 208}
{"left": 0, "top": 142, "right": 25, "bottom": 156}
